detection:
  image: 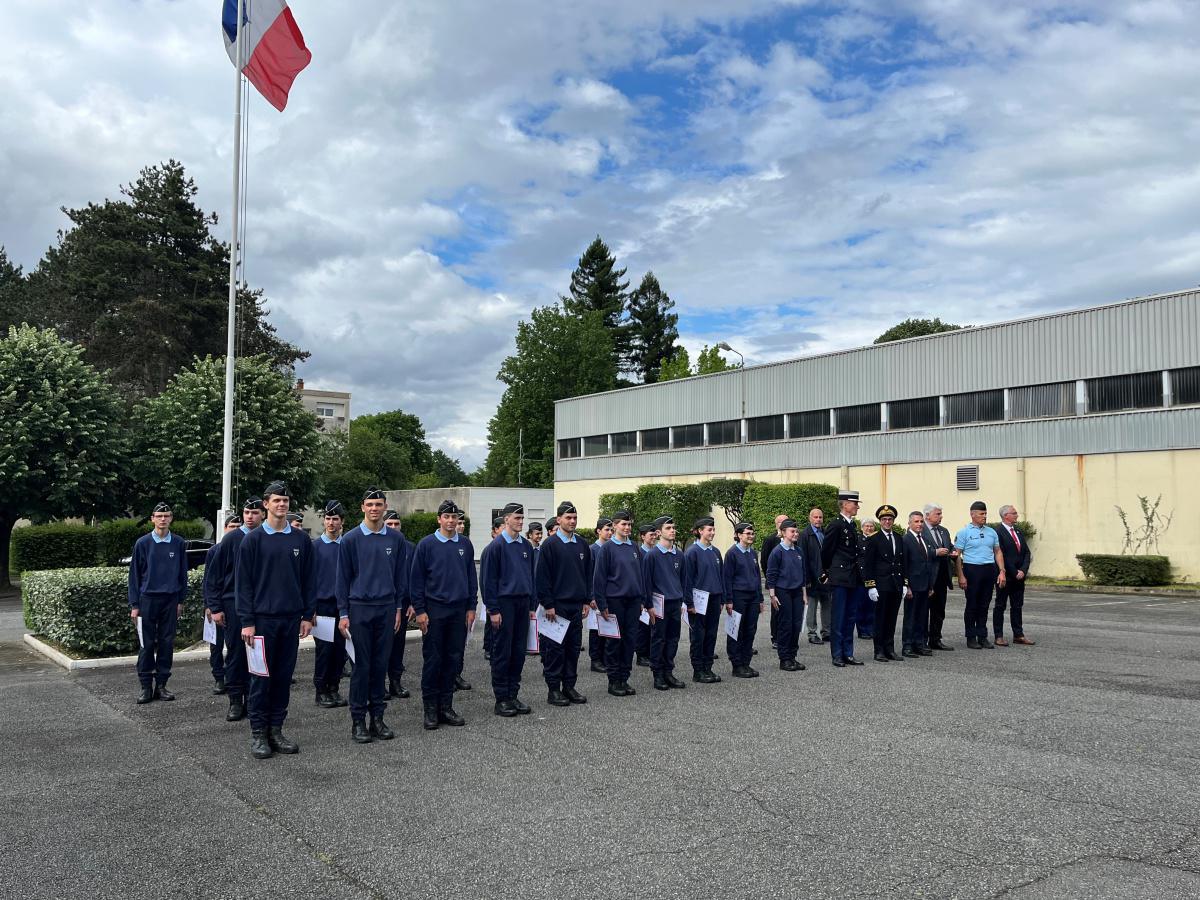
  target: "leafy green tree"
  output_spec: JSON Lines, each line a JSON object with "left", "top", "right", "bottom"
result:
{"left": 874, "top": 317, "right": 963, "bottom": 344}
{"left": 131, "top": 355, "right": 321, "bottom": 524}
{"left": 658, "top": 347, "right": 691, "bottom": 381}
{"left": 0, "top": 326, "right": 129, "bottom": 587}
{"left": 560, "top": 236, "right": 630, "bottom": 370}
{"left": 626, "top": 271, "right": 679, "bottom": 383}
{"left": 696, "top": 344, "right": 737, "bottom": 375}
{"left": 0, "top": 248, "right": 33, "bottom": 332}
{"left": 317, "top": 422, "right": 412, "bottom": 524}
{"left": 354, "top": 409, "right": 434, "bottom": 476}
{"left": 26, "top": 160, "right": 307, "bottom": 397}
{"left": 429, "top": 449, "right": 468, "bottom": 487}
{"left": 698, "top": 478, "right": 753, "bottom": 527}
{"left": 482, "top": 306, "right": 617, "bottom": 487}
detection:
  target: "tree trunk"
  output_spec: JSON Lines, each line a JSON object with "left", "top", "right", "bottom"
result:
{"left": 0, "top": 514, "right": 14, "bottom": 591}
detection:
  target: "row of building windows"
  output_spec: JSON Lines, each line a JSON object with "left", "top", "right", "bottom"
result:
{"left": 558, "top": 366, "right": 1200, "bottom": 459}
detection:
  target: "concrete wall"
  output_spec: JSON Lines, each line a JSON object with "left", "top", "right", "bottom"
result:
{"left": 555, "top": 449, "right": 1200, "bottom": 581}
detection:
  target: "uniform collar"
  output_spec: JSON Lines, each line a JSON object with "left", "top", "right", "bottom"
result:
{"left": 151, "top": 530, "right": 173, "bottom": 543}
{"left": 261, "top": 520, "right": 291, "bottom": 535}
{"left": 435, "top": 530, "right": 459, "bottom": 543}
{"left": 736, "top": 544, "right": 753, "bottom": 553}
{"left": 656, "top": 542, "right": 677, "bottom": 554}
{"left": 320, "top": 533, "right": 342, "bottom": 544}
{"left": 608, "top": 536, "right": 629, "bottom": 545}
{"left": 359, "top": 521, "right": 387, "bottom": 536}
{"left": 556, "top": 530, "right": 577, "bottom": 543}
{"left": 239, "top": 524, "right": 251, "bottom": 535}
{"left": 697, "top": 541, "right": 715, "bottom": 551}
{"left": 501, "top": 530, "right": 523, "bottom": 544}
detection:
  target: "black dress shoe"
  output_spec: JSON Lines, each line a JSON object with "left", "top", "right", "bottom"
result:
{"left": 654, "top": 676, "right": 670, "bottom": 691}
{"left": 845, "top": 657, "right": 864, "bottom": 666}
{"left": 352, "top": 719, "right": 373, "bottom": 743}
{"left": 511, "top": 697, "right": 532, "bottom": 715}
{"left": 591, "top": 660, "right": 607, "bottom": 673}
{"left": 918, "top": 647, "right": 933, "bottom": 656}
{"left": 422, "top": 701, "right": 438, "bottom": 730}
{"left": 454, "top": 674, "right": 472, "bottom": 691}
{"left": 316, "top": 691, "right": 337, "bottom": 708}
{"left": 780, "top": 660, "right": 800, "bottom": 671}
{"left": 885, "top": 651, "right": 902, "bottom": 662}
{"left": 808, "top": 635, "right": 823, "bottom": 644}
{"left": 832, "top": 658, "right": 847, "bottom": 668}
{"left": 705, "top": 669, "right": 722, "bottom": 683}
{"left": 251, "top": 730, "right": 274, "bottom": 759}
{"left": 747, "top": 667, "right": 760, "bottom": 677}
{"left": 979, "top": 637, "right": 995, "bottom": 649}
{"left": 821, "top": 635, "right": 831, "bottom": 643}
{"left": 931, "top": 640, "right": 954, "bottom": 651}
{"left": 495, "top": 699, "right": 518, "bottom": 717}
{"left": 212, "top": 677, "right": 227, "bottom": 695}
{"left": 608, "top": 682, "right": 629, "bottom": 697}
{"left": 548, "top": 689, "right": 571, "bottom": 707}
{"left": 692, "top": 670, "right": 710, "bottom": 684}
{"left": 438, "top": 706, "right": 466, "bottom": 726}
{"left": 369, "top": 717, "right": 395, "bottom": 740}
{"left": 902, "top": 649, "right": 919, "bottom": 658}
{"left": 620, "top": 681, "right": 637, "bottom": 695}
{"left": 967, "top": 638, "right": 982, "bottom": 649}
{"left": 636, "top": 655, "right": 651, "bottom": 667}
{"left": 268, "top": 726, "right": 299, "bottom": 753}
{"left": 665, "top": 673, "right": 686, "bottom": 689}
{"left": 327, "top": 690, "right": 348, "bottom": 707}
{"left": 155, "top": 686, "right": 175, "bottom": 701}
{"left": 563, "top": 686, "right": 587, "bottom": 704}
{"left": 389, "top": 680, "right": 410, "bottom": 699}
{"left": 874, "top": 652, "right": 889, "bottom": 662}
{"left": 227, "top": 698, "right": 247, "bottom": 721}
{"left": 137, "top": 686, "right": 155, "bottom": 705}
{"left": 732, "top": 665, "right": 754, "bottom": 678}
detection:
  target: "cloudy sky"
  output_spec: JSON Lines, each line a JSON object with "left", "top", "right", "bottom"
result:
{"left": 2, "top": 1, "right": 1197, "bottom": 468}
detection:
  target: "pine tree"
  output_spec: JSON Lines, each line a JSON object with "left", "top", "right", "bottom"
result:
{"left": 561, "top": 236, "right": 630, "bottom": 369}
{"left": 626, "top": 271, "right": 679, "bottom": 383}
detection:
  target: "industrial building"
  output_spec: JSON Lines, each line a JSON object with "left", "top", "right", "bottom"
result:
{"left": 553, "top": 288, "right": 1200, "bottom": 581}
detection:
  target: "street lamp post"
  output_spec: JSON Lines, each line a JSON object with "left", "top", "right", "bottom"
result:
{"left": 716, "top": 342, "right": 746, "bottom": 438}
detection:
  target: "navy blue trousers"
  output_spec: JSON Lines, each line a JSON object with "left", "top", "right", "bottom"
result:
{"left": 312, "top": 598, "right": 345, "bottom": 692}
{"left": 726, "top": 593, "right": 760, "bottom": 667}
{"left": 963, "top": 563, "right": 997, "bottom": 640}
{"left": 650, "top": 602, "right": 682, "bottom": 675}
{"left": 136, "top": 594, "right": 178, "bottom": 688}
{"left": 688, "top": 593, "right": 723, "bottom": 672}
{"left": 636, "top": 617, "right": 650, "bottom": 658}
{"left": 348, "top": 602, "right": 394, "bottom": 721}
{"left": 830, "top": 585, "right": 858, "bottom": 660}
{"left": 247, "top": 615, "right": 300, "bottom": 731}
{"left": 903, "top": 589, "right": 930, "bottom": 650}
{"left": 588, "top": 627, "right": 605, "bottom": 662}
{"left": 602, "top": 598, "right": 641, "bottom": 683}
{"left": 540, "top": 605, "right": 582, "bottom": 690}
{"left": 873, "top": 588, "right": 903, "bottom": 655}
{"left": 388, "top": 609, "right": 408, "bottom": 683}
{"left": 489, "top": 597, "right": 530, "bottom": 701}
{"left": 774, "top": 587, "right": 803, "bottom": 663}
{"left": 854, "top": 586, "right": 874, "bottom": 637}
{"left": 221, "top": 605, "right": 247, "bottom": 701}
{"left": 422, "top": 610, "right": 466, "bottom": 705}
{"left": 208, "top": 622, "right": 226, "bottom": 679}
{"left": 994, "top": 578, "right": 1026, "bottom": 638}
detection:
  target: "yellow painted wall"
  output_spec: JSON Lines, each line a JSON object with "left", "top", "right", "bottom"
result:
{"left": 555, "top": 449, "right": 1200, "bottom": 581}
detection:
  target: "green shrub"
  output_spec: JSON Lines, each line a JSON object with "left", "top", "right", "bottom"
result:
{"left": 399, "top": 513, "right": 470, "bottom": 543}
{"left": 11, "top": 524, "right": 98, "bottom": 573}
{"left": 742, "top": 483, "right": 839, "bottom": 549}
{"left": 1076, "top": 554, "right": 1171, "bottom": 586}
{"left": 598, "top": 491, "right": 638, "bottom": 519}
{"left": 575, "top": 528, "right": 598, "bottom": 544}
{"left": 173, "top": 519, "right": 208, "bottom": 540}
{"left": 95, "top": 520, "right": 149, "bottom": 566}
{"left": 23, "top": 566, "right": 206, "bottom": 656}
{"left": 987, "top": 520, "right": 1038, "bottom": 540}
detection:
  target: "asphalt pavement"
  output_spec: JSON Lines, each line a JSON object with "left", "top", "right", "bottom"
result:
{"left": 2, "top": 590, "right": 1199, "bottom": 899}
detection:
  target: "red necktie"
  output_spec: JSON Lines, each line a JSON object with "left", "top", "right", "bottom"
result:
{"left": 1010, "top": 527, "right": 1020, "bottom": 551}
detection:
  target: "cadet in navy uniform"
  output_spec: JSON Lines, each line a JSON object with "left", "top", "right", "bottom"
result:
{"left": 336, "top": 488, "right": 408, "bottom": 744}
{"left": 482, "top": 502, "right": 537, "bottom": 717}
{"left": 451, "top": 509, "right": 474, "bottom": 693}
{"left": 862, "top": 505, "right": 909, "bottom": 663}
{"left": 383, "top": 510, "right": 415, "bottom": 699}
{"left": 536, "top": 501, "right": 591, "bottom": 707}
{"left": 128, "top": 502, "right": 190, "bottom": 704}
{"left": 480, "top": 517, "right": 504, "bottom": 664}
{"left": 642, "top": 515, "right": 689, "bottom": 691}
{"left": 723, "top": 522, "right": 763, "bottom": 678}
{"left": 820, "top": 490, "right": 866, "bottom": 667}
{"left": 410, "top": 500, "right": 477, "bottom": 729}
{"left": 901, "top": 511, "right": 935, "bottom": 657}
{"left": 685, "top": 516, "right": 724, "bottom": 684}
{"left": 635, "top": 523, "right": 657, "bottom": 667}
{"left": 587, "top": 517, "right": 614, "bottom": 673}
{"left": 311, "top": 501, "right": 348, "bottom": 709}
{"left": 592, "top": 510, "right": 643, "bottom": 697}
{"left": 207, "top": 497, "right": 263, "bottom": 721}
{"left": 765, "top": 518, "right": 807, "bottom": 672}
{"left": 953, "top": 500, "right": 1006, "bottom": 649}
{"left": 202, "top": 514, "right": 241, "bottom": 695}
{"left": 235, "top": 482, "right": 315, "bottom": 759}
{"left": 527, "top": 520, "right": 543, "bottom": 550}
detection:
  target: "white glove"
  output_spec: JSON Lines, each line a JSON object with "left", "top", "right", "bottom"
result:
{"left": 868, "top": 588, "right": 879, "bottom": 603}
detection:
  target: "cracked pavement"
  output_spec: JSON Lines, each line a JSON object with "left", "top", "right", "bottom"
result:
{"left": 1, "top": 589, "right": 1198, "bottom": 899}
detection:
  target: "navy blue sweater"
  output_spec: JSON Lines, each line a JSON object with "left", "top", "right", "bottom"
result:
{"left": 535, "top": 533, "right": 592, "bottom": 611}
{"left": 128, "top": 532, "right": 189, "bottom": 608}
{"left": 409, "top": 533, "right": 477, "bottom": 618}
{"left": 591, "top": 539, "right": 643, "bottom": 610}
{"left": 312, "top": 535, "right": 341, "bottom": 600}
{"left": 204, "top": 527, "right": 249, "bottom": 614}
{"left": 684, "top": 542, "right": 723, "bottom": 601}
{"left": 766, "top": 542, "right": 807, "bottom": 591}
{"left": 235, "top": 524, "right": 315, "bottom": 625}
{"left": 335, "top": 524, "right": 408, "bottom": 618}
{"left": 642, "top": 544, "right": 690, "bottom": 609}
{"left": 723, "top": 544, "right": 762, "bottom": 598}
{"left": 202, "top": 542, "right": 221, "bottom": 608}
{"left": 481, "top": 532, "right": 537, "bottom": 613}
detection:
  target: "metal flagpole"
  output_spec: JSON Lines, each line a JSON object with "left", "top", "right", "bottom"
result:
{"left": 217, "top": 0, "right": 246, "bottom": 530}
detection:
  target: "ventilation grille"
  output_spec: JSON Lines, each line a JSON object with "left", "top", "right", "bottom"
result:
{"left": 956, "top": 465, "right": 980, "bottom": 492}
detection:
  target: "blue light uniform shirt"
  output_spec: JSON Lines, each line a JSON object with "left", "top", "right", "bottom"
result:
{"left": 128, "top": 530, "right": 189, "bottom": 608}
{"left": 591, "top": 536, "right": 642, "bottom": 611}
{"left": 954, "top": 523, "right": 999, "bottom": 565}
{"left": 536, "top": 530, "right": 592, "bottom": 611}
{"left": 335, "top": 521, "right": 408, "bottom": 619}
{"left": 312, "top": 533, "right": 342, "bottom": 601}
{"left": 482, "top": 531, "right": 537, "bottom": 615}
{"left": 409, "top": 531, "right": 478, "bottom": 619}
{"left": 685, "top": 541, "right": 723, "bottom": 602}
{"left": 766, "top": 541, "right": 807, "bottom": 590}
{"left": 723, "top": 543, "right": 761, "bottom": 598}
{"left": 642, "top": 543, "right": 690, "bottom": 610}
{"left": 235, "top": 521, "right": 316, "bottom": 628}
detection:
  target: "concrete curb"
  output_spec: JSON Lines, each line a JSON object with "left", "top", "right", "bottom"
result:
{"left": 23, "top": 627, "right": 423, "bottom": 672}
{"left": 1031, "top": 583, "right": 1200, "bottom": 598}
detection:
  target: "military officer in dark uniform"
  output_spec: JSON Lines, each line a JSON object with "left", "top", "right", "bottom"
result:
{"left": 819, "top": 490, "right": 865, "bottom": 667}
{"left": 862, "top": 505, "right": 909, "bottom": 662}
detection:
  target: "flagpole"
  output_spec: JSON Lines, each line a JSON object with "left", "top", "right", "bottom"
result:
{"left": 217, "top": 0, "right": 245, "bottom": 531}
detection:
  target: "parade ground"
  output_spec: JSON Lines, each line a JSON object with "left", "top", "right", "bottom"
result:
{"left": 2, "top": 590, "right": 1198, "bottom": 900}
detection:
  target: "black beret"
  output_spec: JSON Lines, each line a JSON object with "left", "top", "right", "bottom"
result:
{"left": 224, "top": 514, "right": 242, "bottom": 527}
{"left": 286, "top": 512, "right": 303, "bottom": 524}
{"left": 263, "top": 481, "right": 289, "bottom": 499}
{"left": 693, "top": 516, "right": 715, "bottom": 529}
{"left": 596, "top": 517, "right": 613, "bottom": 529}
{"left": 492, "top": 516, "right": 504, "bottom": 528}
{"left": 652, "top": 515, "right": 674, "bottom": 530}
{"left": 876, "top": 505, "right": 898, "bottom": 520}
{"left": 780, "top": 518, "right": 798, "bottom": 530}
{"left": 502, "top": 502, "right": 524, "bottom": 516}
{"left": 610, "top": 509, "right": 632, "bottom": 523}
{"left": 527, "top": 521, "right": 543, "bottom": 533}
{"left": 438, "top": 499, "right": 459, "bottom": 516}
{"left": 383, "top": 510, "right": 401, "bottom": 522}
{"left": 545, "top": 517, "right": 557, "bottom": 530}
{"left": 556, "top": 501, "right": 577, "bottom": 515}
{"left": 242, "top": 496, "right": 263, "bottom": 511}
{"left": 323, "top": 500, "right": 345, "bottom": 517}
{"left": 970, "top": 500, "right": 987, "bottom": 512}
{"left": 637, "top": 523, "right": 654, "bottom": 535}
{"left": 153, "top": 502, "right": 172, "bottom": 514}
{"left": 734, "top": 521, "right": 755, "bottom": 534}
{"left": 363, "top": 486, "right": 386, "bottom": 501}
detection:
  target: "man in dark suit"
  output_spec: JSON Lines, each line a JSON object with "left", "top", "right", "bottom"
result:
{"left": 920, "top": 503, "right": 957, "bottom": 651}
{"left": 993, "top": 504, "right": 1034, "bottom": 646}
{"left": 861, "top": 505, "right": 908, "bottom": 662}
{"left": 901, "top": 511, "right": 935, "bottom": 657}
{"left": 760, "top": 514, "right": 786, "bottom": 649}
{"left": 800, "top": 507, "right": 830, "bottom": 643}
{"left": 819, "top": 490, "right": 865, "bottom": 668}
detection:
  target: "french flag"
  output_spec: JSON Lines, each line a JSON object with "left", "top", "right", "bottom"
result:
{"left": 222, "top": 0, "right": 311, "bottom": 112}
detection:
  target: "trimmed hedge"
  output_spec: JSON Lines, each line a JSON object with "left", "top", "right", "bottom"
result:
{"left": 575, "top": 527, "right": 598, "bottom": 545}
{"left": 597, "top": 483, "right": 710, "bottom": 545}
{"left": 400, "top": 513, "right": 470, "bottom": 543}
{"left": 12, "top": 524, "right": 97, "bottom": 573}
{"left": 23, "top": 566, "right": 206, "bottom": 656}
{"left": 1076, "top": 554, "right": 1171, "bottom": 586}
{"left": 987, "top": 520, "right": 1038, "bottom": 540}
{"left": 95, "top": 518, "right": 206, "bottom": 565}
{"left": 742, "top": 483, "right": 839, "bottom": 549}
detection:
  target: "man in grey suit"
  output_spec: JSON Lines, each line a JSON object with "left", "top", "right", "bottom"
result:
{"left": 993, "top": 504, "right": 1035, "bottom": 646}
{"left": 920, "top": 503, "right": 957, "bottom": 651}
{"left": 902, "top": 511, "right": 935, "bottom": 657}
{"left": 800, "top": 507, "right": 831, "bottom": 644}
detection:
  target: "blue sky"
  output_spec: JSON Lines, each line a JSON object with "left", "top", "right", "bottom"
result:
{"left": 1, "top": 1, "right": 1197, "bottom": 468}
